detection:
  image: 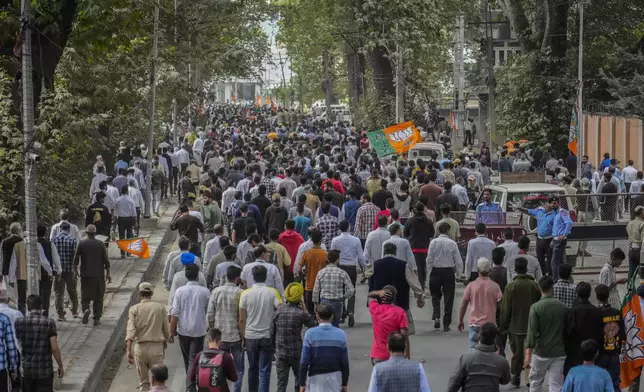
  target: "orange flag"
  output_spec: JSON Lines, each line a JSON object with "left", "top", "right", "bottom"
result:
{"left": 620, "top": 278, "right": 644, "bottom": 389}
{"left": 116, "top": 238, "right": 150, "bottom": 259}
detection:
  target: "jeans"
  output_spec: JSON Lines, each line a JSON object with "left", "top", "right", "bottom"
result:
{"left": 220, "top": 341, "right": 244, "bottom": 392}
{"left": 117, "top": 216, "right": 135, "bottom": 257}
{"left": 178, "top": 335, "right": 204, "bottom": 377}
{"left": 276, "top": 357, "right": 300, "bottom": 392}
{"left": 468, "top": 325, "right": 480, "bottom": 351}
{"left": 55, "top": 271, "right": 79, "bottom": 316}
{"left": 246, "top": 337, "right": 273, "bottom": 392}
{"left": 528, "top": 354, "right": 564, "bottom": 392}
{"left": 429, "top": 268, "right": 455, "bottom": 328}
{"left": 551, "top": 239, "right": 567, "bottom": 281}
{"left": 320, "top": 298, "right": 343, "bottom": 328}
{"left": 338, "top": 265, "right": 357, "bottom": 316}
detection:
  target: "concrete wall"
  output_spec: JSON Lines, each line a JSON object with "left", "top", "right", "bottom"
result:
{"left": 583, "top": 113, "right": 643, "bottom": 170}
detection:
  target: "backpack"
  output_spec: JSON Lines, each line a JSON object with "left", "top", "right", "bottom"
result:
{"left": 196, "top": 349, "right": 226, "bottom": 391}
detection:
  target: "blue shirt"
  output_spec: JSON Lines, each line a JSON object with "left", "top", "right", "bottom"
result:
{"left": 528, "top": 208, "right": 556, "bottom": 238}
{"left": 343, "top": 200, "right": 361, "bottom": 230}
{"left": 475, "top": 202, "right": 503, "bottom": 225}
{"left": 114, "top": 160, "right": 128, "bottom": 175}
{"left": 331, "top": 232, "right": 367, "bottom": 268}
{"left": 299, "top": 323, "right": 350, "bottom": 386}
{"left": 561, "top": 364, "right": 613, "bottom": 392}
{"left": 0, "top": 313, "right": 18, "bottom": 372}
{"left": 317, "top": 204, "right": 341, "bottom": 220}
{"left": 599, "top": 158, "right": 611, "bottom": 172}
{"left": 552, "top": 208, "right": 573, "bottom": 237}
{"left": 294, "top": 216, "right": 311, "bottom": 240}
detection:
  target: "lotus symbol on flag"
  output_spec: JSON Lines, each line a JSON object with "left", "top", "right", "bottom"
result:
{"left": 127, "top": 239, "right": 143, "bottom": 252}
{"left": 388, "top": 127, "right": 413, "bottom": 142}
{"left": 622, "top": 309, "right": 644, "bottom": 362}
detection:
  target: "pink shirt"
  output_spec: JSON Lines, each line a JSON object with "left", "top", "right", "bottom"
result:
{"left": 463, "top": 276, "right": 502, "bottom": 326}
{"left": 369, "top": 301, "right": 407, "bottom": 360}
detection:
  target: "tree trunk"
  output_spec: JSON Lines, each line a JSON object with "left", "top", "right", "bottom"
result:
{"left": 346, "top": 41, "right": 365, "bottom": 105}
{"left": 322, "top": 50, "right": 334, "bottom": 114}
{"left": 368, "top": 45, "right": 395, "bottom": 99}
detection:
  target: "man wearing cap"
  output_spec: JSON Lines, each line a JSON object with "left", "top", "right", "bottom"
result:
{"left": 518, "top": 200, "right": 557, "bottom": 276}
{"left": 73, "top": 224, "right": 112, "bottom": 326}
{"left": 272, "top": 282, "right": 316, "bottom": 392}
{"left": 167, "top": 253, "right": 207, "bottom": 314}
{"left": 126, "top": 282, "right": 169, "bottom": 392}
{"left": 457, "top": 257, "right": 503, "bottom": 351}
{"left": 549, "top": 196, "right": 573, "bottom": 280}
{"left": 627, "top": 206, "right": 644, "bottom": 279}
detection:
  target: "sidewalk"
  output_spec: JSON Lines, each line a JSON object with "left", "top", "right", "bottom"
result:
{"left": 54, "top": 201, "right": 178, "bottom": 392}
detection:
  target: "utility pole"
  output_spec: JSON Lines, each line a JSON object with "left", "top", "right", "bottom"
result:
{"left": 395, "top": 43, "right": 404, "bottom": 123}
{"left": 576, "top": 1, "right": 585, "bottom": 178}
{"left": 20, "top": 0, "right": 39, "bottom": 295}
{"left": 171, "top": 0, "right": 178, "bottom": 145}
{"left": 454, "top": 14, "right": 466, "bottom": 148}
{"left": 144, "top": 2, "right": 159, "bottom": 219}
{"left": 486, "top": 2, "right": 496, "bottom": 148}
{"left": 323, "top": 50, "right": 333, "bottom": 115}
{"left": 278, "top": 51, "right": 288, "bottom": 107}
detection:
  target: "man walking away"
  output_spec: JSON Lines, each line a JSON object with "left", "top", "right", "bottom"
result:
{"left": 240, "top": 265, "right": 281, "bottom": 392}
{"left": 525, "top": 276, "right": 567, "bottom": 392}
{"left": 52, "top": 222, "right": 79, "bottom": 321}
{"left": 115, "top": 185, "right": 137, "bottom": 258}
{"left": 298, "top": 304, "right": 350, "bottom": 392}
{"left": 0, "top": 309, "right": 18, "bottom": 391}
{"left": 312, "top": 250, "right": 355, "bottom": 328}
{"left": 564, "top": 281, "right": 603, "bottom": 376}
{"left": 368, "top": 287, "right": 408, "bottom": 363}
{"left": 150, "top": 364, "right": 173, "bottom": 392}
{"left": 594, "top": 284, "right": 624, "bottom": 391}
{"left": 295, "top": 231, "right": 328, "bottom": 315}
{"left": 73, "top": 224, "right": 112, "bottom": 326}
{"left": 170, "top": 204, "right": 205, "bottom": 257}
{"left": 169, "top": 263, "right": 210, "bottom": 379}
{"left": 561, "top": 340, "right": 614, "bottom": 392}
{"left": 500, "top": 257, "right": 541, "bottom": 387}
{"left": 599, "top": 248, "right": 627, "bottom": 309}
{"left": 37, "top": 224, "right": 62, "bottom": 317}
{"left": 458, "top": 258, "right": 502, "bottom": 351}
{"left": 272, "top": 282, "right": 316, "bottom": 392}
{"left": 125, "top": 282, "right": 169, "bottom": 392}
{"left": 447, "top": 322, "right": 511, "bottom": 392}
{"left": 465, "top": 223, "right": 496, "bottom": 281}
{"left": 426, "top": 222, "right": 462, "bottom": 331}
{"left": 207, "top": 266, "right": 245, "bottom": 392}
{"left": 367, "top": 331, "right": 431, "bottom": 392}
{"left": 187, "top": 328, "right": 238, "bottom": 392}
{"left": 15, "top": 295, "right": 64, "bottom": 390}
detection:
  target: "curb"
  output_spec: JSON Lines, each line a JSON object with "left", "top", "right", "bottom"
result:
{"left": 68, "top": 203, "right": 177, "bottom": 392}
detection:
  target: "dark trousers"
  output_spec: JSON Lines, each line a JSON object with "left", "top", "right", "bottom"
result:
{"left": 414, "top": 252, "right": 427, "bottom": 291}
{"left": 246, "top": 337, "right": 273, "bottom": 392}
{"left": 495, "top": 331, "right": 507, "bottom": 358}
{"left": 0, "top": 370, "right": 6, "bottom": 392}
{"left": 536, "top": 237, "right": 553, "bottom": 276}
{"left": 304, "top": 290, "right": 315, "bottom": 315}
{"left": 22, "top": 374, "right": 53, "bottom": 392}
{"left": 629, "top": 248, "right": 641, "bottom": 280}
{"left": 464, "top": 131, "right": 473, "bottom": 145}
{"left": 189, "top": 243, "right": 202, "bottom": 259}
{"left": 429, "top": 268, "right": 455, "bottom": 328}
{"left": 17, "top": 280, "right": 27, "bottom": 315}
{"left": 276, "top": 357, "right": 300, "bottom": 392}
{"left": 117, "top": 217, "right": 135, "bottom": 257}
{"left": 596, "top": 354, "right": 620, "bottom": 391}
{"left": 171, "top": 167, "right": 179, "bottom": 195}
{"left": 320, "top": 298, "right": 343, "bottom": 327}
{"left": 220, "top": 341, "right": 244, "bottom": 392}
{"left": 39, "top": 275, "right": 53, "bottom": 317}
{"left": 551, "top": 239, "right": 567, "bottom": 281}
{"left": 509, "top": 334, "right": 526, "bottom": 377}
{"left": 178, "top": 335, "right": 204, "bottom": 375}
{"left": 55, "top": 271, "right": 79, "bottom": 316}
{"left": 338, "top": 265, "right": 357, "bottom": 316}
{"left": 80, "top": 277, "right": 105, "bottom": 321}
{"left": 468, "top": 272, "right": 479, "bottom": 282}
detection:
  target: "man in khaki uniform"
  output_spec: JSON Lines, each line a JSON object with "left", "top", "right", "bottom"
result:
{"left": 627, "top": 206, "right": 644, "bottom": 279}
{"left": 126, "top": 282, "right": 170, "bottom": 391}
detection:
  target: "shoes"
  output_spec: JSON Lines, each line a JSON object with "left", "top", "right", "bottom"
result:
{"left": 93, "top": 319, "right": 101, "bottom": 326}
{"left": 348, "top": 314, "right": 355, "bottom": 328}
{"left": 510, "top": 376, "right": 521, "bottom": 388}
{"left": 434, "top": 319, "right": 441, "bottom": 330}
{"left": 82, "top": 309, "right": 91, "bottom": 325}
{"left": 57, "top": 314, "right": 66, "bottom": 322}
{"left": 443, "top": 327, "right": 451, "bottom": 332}
{"left": 120, "top": 254, "right": 125, "bottom": 259}
{"left": 72, "top": 311, "right": 80, "bottom": 318}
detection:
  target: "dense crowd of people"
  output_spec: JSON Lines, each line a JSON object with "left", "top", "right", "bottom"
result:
{"left": 0, "top": 103, "right": 642, "bottom": 392}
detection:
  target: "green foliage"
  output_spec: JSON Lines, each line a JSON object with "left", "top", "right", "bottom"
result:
{"left": 0, "top": 71, "right": 23, "bottom": 230}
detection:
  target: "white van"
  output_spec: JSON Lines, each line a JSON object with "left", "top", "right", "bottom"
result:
{"left": 408, "top": 142, "right": 446, "bottom": 161}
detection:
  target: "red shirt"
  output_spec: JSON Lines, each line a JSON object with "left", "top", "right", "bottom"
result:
{"left": 372, "top": 210, "right": 391, "bottom": 230}
{"left": 369, "top": 301, "right": 407, "bottom": 360}
{"left": 322, "top": 179, "right": 345, "bottom": 195}
{"left": 278, "top": 230, "right": 304, "bottom": 273}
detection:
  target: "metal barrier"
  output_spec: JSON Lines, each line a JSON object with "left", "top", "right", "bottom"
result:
{"left": 564, "top": 192, "right": 644, "bottom": 224}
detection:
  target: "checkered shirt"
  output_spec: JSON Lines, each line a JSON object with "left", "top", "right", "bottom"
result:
{"left": 206, "top": 283, "right": 243, "bottom": 343}
{"left": 553, "top": 280, "right": 576, "bottom": 308}
{"left": 316, "top": 214, "right": 339, "bottom": 249}
{"left": 261, "top": 176, "right": 276, "bottom": 197}
{"left": 15, "top": 312, "right": 57, "bottom": 378}
{"left": 51, "top": 232, "right": 78, "bottom": 272}
{"left": 354, "top": 202, "right": 381, "bottom": 239}
{"left": 312, "top": 264, "right": 355, "bottom": 303}
{"left": 271, "top": 304, "right": 316, "bottom": 360}
{"left": 0, "top": 313, "right": 18, "bottom": 372}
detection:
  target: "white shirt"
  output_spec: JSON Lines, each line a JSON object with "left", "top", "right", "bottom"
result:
{"left": 193, "top": 138, "right": 204, "bottom": 153}
{"left": 623, "top": 166, "right": 638, "bottom": 183}
{"left": 10, "top": 242, "right": 61, "bottom": 282}
{"left": 330, "top": 232, "right": 366, "bottom": 268}
{"left": 241, "top": 260, "right": 285, "bottom": 300}
{"left": 128, "top": 187, "right": 144, "bottom": 209}
{"left": 465, "top": 235, "right": 496, "bottom": 279}
{"left": 170, "top": 281, "right": 210, "bottom": 337}
{"left": 0, "top": 303, "right": 22, "bottom": 336}
{"left": 176, "top": 149, "right": 190, "bottom": 165}
{"left": 499, "top": 240, "right": 519, "bottom": 265}
{"left": 426, "top": 234, "right": 463, "bottom": 277}
{"left": 630, "top": 179, "right": 644, "bottom": 194}
{"left": 203, "top": 236, "right": 222, "bottom": 272}
{"left": 382, "top": 235, "right": 416, "bottom": 270}
{"left": 221, "top": 188, "right": 237, "bottom": 213}
{"left": 363, "top": 228, "right": 391, "bottom": 264}
{"left": 50, "top": 220, "right": 80, "bottom": 241}
{"left": 452, "top": 183, "right": 469, "bottom": 206}
{"left": 167, "top": 270, "right": 207, "bottom": 313}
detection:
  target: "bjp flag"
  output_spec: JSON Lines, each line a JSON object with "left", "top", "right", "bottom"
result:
{"left": 620, "top": 276, "right": 644, "bottom": 389}
{"left": 116, "top": 238, "right": 150, "bottom": 259}
{"left": 366, "top": 121, "right": 422, "bottom": 157}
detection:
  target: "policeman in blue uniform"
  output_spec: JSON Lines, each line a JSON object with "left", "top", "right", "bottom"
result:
{"left": 518, "top": 200, "right": 557, "bottom": 275}
{"left": 475, "top": 190, "right": 504, "bottom": 225}
{"left": 550, "top": 196, "right": 573, "bottom": 280}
